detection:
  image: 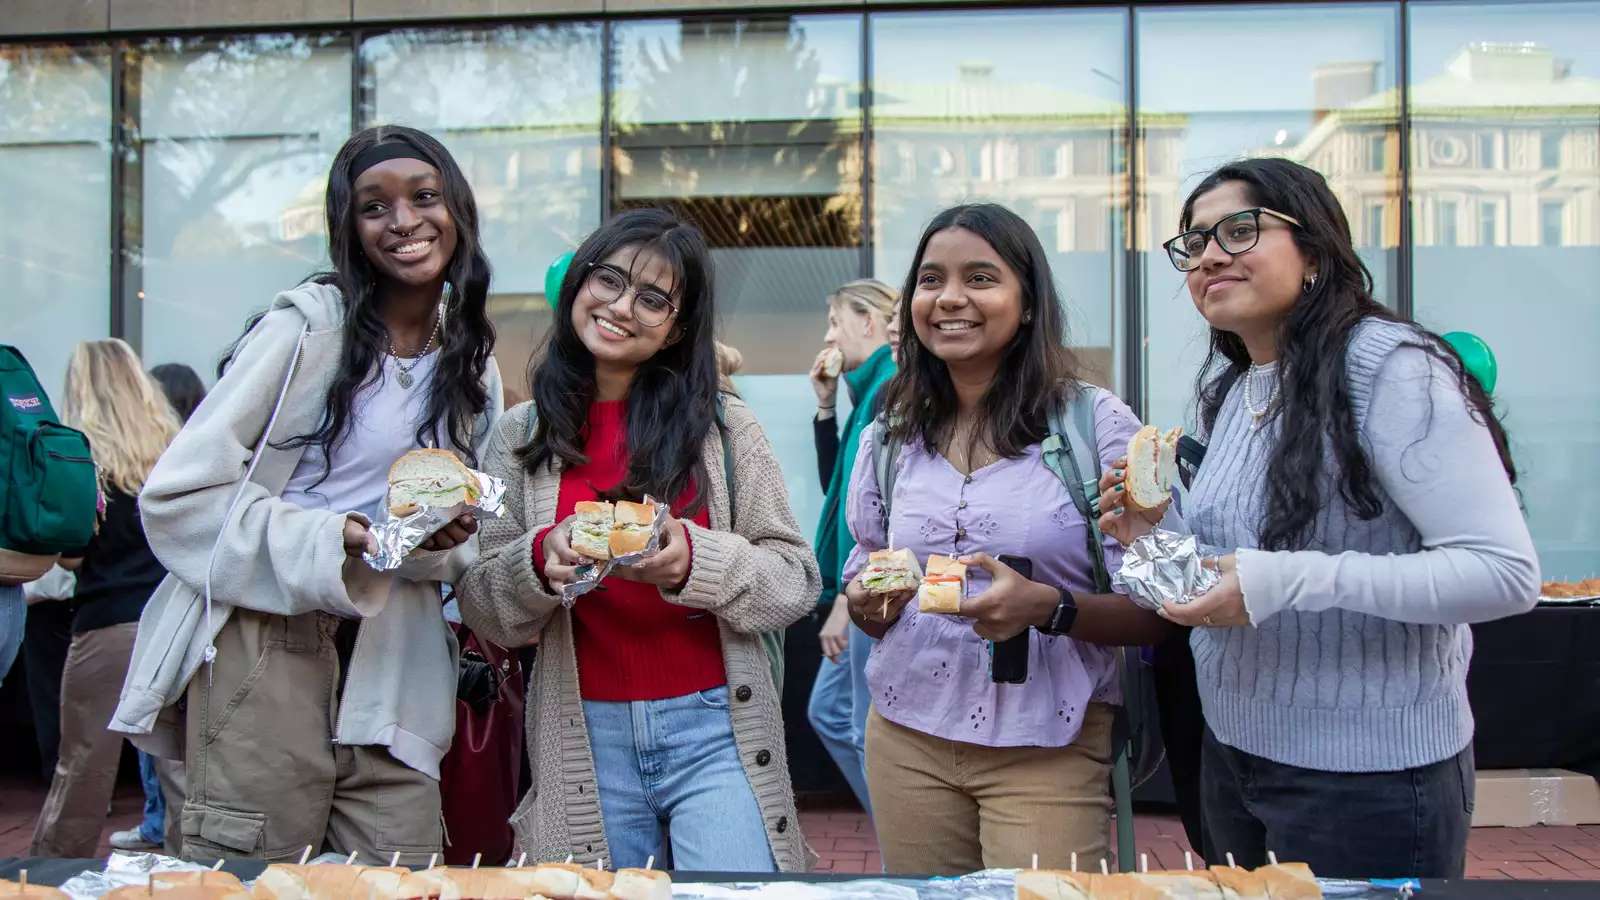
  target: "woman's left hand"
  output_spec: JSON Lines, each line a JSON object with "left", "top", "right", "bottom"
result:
{"left": 1158, "top": 554, "right": 1250, "bottom": 628}
{"left": 958, "top": 553, "right": 1058, "bottom": 641}
{"left": 613, "top": 516, "right": 692, "bottom": 590}
{"left": 419, "top": 513, "right": 478, "bottom": 552}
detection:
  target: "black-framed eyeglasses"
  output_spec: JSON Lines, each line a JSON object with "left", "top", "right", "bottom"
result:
{"left": 585, "top": 262, "right": 679, "bottom": 327}
{"left": 1163, "top": 208, "right": 1303, "bottom": 272}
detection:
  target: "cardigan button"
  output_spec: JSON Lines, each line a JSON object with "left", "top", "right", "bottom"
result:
{"left": 776, "top": 816, "right": 788, "bottom": 833}
{"left": 756, "top": 749, "right": 772, "bottom": 766}
{"left": 735, "top": 685, "right": 753, "bottom": 702}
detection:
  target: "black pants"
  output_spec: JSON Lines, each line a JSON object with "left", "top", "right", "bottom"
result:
{"left": 1151, "top": 629, "right": 1207, "bottom": 855}
{"left": 23, "top": 599, "right": 74, "bottom": 781}
{"left": 1201, "top": 727, "right": 1474, "bottom": 879}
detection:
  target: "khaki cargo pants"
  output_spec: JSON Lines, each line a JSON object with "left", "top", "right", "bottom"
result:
{"left": 180, "top": 608, "right": 443, "bottom": 864}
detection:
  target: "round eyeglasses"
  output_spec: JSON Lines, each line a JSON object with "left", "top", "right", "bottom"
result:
{"left": 585, "top": 263, "right": 679, "bottom": 328}
{"left": 1163, "top": 208, "right": 1302, "bottom": 272}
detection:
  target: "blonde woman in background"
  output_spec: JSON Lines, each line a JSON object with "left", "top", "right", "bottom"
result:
{"left": 31, "top": 340, "right": 181, "bottom": 857}
{"left": 807, "top": 278, "right": 898, "bottom": 816}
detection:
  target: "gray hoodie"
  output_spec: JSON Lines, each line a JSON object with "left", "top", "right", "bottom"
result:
{"left": 111, "top": 282, "right": 504, "bottom": 777}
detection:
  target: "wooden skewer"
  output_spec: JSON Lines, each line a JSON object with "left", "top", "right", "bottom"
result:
{"left": 1226, "top": 852, "right": 1237, "bottom": 868}
{"left": 427, "top": 853, "right": 438, "bottom": 871}
{"left": 346, "top": 851, "right": 359, "bottom": 866}
{"left": 516, "top": 853, "right": 528, "bottom": 868}
{"left": 472, "top": 853, "right": 482, "bottom": 870}
{"left": 391, "top": 852, "right": 402, "bottom": 868}
{"left": 565, "top": 854, "right": 574, "bottom": 864}
{"left": 1185, "top": 851, "right": 1194, "bottom": 871}
{"left": 212, "top": 860, "right": 225, "bottom": 871}
{"left": 1070, "top": 852, "right": 1077, "bottom": 872}
{"left": 18, "top": 869, "right": 26, "bottom": 891}
{"left": 1268, "top": 851, "right": 1279, "bottom": 866}
{"left": 1031, "top": 853, "right": 1038, "bottom": 871}
{"left": 596, "top": 858, "right": 605, "bottom": 870}
{"left": 299, "top": 846, "right": 313, "bottom": 865}
{"left": 1141, "top": 853, "right": 1149, "bottom": 874}
{"left": 645, "top": 856, "right": 654, "bottom": 871}
{"left": 1100, "top": 858, "right": 1110, "bottom": 875}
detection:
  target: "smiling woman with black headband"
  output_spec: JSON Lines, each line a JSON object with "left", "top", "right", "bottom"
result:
{"left": 111, "top": 126, "right": 502, "bottom": 863}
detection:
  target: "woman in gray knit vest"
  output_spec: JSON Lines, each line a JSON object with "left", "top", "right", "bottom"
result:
{"left": 1104, "top": 158, "right": 1539, "bottom": 878}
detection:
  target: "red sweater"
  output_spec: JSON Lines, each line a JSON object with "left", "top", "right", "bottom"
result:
{"left": 534, "top": 400, "right": 725, "bottom": 701}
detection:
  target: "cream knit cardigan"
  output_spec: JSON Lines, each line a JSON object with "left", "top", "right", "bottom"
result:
{"left": 457, "top": 398, "right": 820, "bottom": 871}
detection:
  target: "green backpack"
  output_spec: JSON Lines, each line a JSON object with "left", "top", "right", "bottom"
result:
{"left": 0, "top": 346, "right": 98, "bottom": 568}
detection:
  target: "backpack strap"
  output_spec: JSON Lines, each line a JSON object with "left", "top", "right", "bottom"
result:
{"left": 870, "top": 416, "right": 901, "bottom": 535}
{"left": 1041, "top": 384, "right": 1110, "bottom": 593}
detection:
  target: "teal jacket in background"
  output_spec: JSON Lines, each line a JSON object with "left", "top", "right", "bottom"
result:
{"left": 813, "top": 344, "right": 896, "bottom": 603}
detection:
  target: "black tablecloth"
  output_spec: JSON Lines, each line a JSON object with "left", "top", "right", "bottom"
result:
{"left": 1468, "top": 605, "right": 1600, "bottom": 775}
{"left": 4, "top": 858, "right": 1598, "bottom": 899}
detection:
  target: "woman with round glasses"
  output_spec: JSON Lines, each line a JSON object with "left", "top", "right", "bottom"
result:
{"left": 456, "top": 208, "right": 819, "bottom": 872}
{"left": 1103, "top": 158, "right": 1538, "bottom": 878}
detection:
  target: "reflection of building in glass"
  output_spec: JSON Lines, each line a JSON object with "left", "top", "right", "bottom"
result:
{"left": 1285, "top": 42, "right": 1599, "bottom": 250}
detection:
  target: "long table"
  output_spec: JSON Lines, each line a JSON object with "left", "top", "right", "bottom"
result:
{"left": 1468, "top": 603, "right": 1600, "bottom": 774}
{"left": 5, "top": 858, "right": 1599, "bottom": 899}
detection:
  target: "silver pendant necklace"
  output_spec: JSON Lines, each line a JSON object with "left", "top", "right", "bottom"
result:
{"left": 1242, "top": 361, "right": 1280, "bottom": 428}
{"left": 388, "top": 302, "right": 442, "bottom": 389}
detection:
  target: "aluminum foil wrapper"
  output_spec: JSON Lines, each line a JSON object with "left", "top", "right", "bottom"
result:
{"left": 1113, "top": 529, "right": 1222, "bottom": 612}
{"left": 57, "top": 852, "right": 225, "bottom": 899}
{"left": 674, "top": 870, "right": 1408, "bottom": 899}
{"left": 364, "top": 469, "right": 507, "bottom": 571}
{"left": 560, "top": 494, "right": 670, "bottom": 607}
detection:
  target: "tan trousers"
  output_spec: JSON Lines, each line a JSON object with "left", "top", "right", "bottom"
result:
{"left": 865, "top": 703, "right": 1114, "bottom": 875}
{"left": 180, "top": 608, "right": 442, "bottom": 864}
{"left": 30, "top": 622, "right": 139, "bottom": 857}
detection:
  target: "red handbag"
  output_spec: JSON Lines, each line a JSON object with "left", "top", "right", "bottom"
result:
{"left": 439, "top": 622, "right": 526, "bottom": 865}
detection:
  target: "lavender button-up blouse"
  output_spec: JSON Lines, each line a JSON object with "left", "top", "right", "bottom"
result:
{"left": 841, "top": 388, "right": 1144, "bottom": 749}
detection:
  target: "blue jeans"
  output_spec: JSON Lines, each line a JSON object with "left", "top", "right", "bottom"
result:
{"left": 583, "top": 686, "right": 775, "bottom": 872}
{"left": 137, "top": 751, "right": 166, "bottom": 845}
{"left": 0, "top": 584, "right": 23, "bottom": 688}
{"left": 806, "top": 626, "right": 874, "bottom": 815}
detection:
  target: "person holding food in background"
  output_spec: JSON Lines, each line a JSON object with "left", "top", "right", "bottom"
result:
{"left": 806, "top": 278, "right": 898, "bottom": 817}
{"left": 110, "top": 125, "right": 503, "bottom": 863}
{"left": 455, "top": 208, "right": 819, "bottom": 872}
{"left": 1099, "top": 157, "right": 1538, "bottom": 878}
{"left": 840, "top": 204, "right": 1173, "bottom": 875}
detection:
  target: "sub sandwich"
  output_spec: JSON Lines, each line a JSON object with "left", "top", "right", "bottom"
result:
{"left": 860, "top": 547, "right": 922, "bottom": 595}
{"left": 918, "top": 554, "right": 967, "bottom": 614}
{"left": 387, "top": 449, "right": 481, "bottom": 517}
{"left": 1124, "top": 425, "right": 1182, "bottom": 513}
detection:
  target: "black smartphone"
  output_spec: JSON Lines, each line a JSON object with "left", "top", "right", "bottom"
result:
{"left": 991, "top": 554, "right": 1033, "bottom": 684}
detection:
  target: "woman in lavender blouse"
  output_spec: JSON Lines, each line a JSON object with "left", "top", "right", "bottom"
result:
{"left": 839, "top": 204, "right": 1171, "bottom": 875}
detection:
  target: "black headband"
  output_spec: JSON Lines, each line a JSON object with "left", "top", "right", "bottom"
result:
{"left": 349, "top": 142, "right": 434, "bottom": 182}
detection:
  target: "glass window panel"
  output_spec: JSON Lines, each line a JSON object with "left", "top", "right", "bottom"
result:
{"left": 612, "top": 15, "right": 864, "bottom": 532}
{"left": 871, "top": 8, "right": 1129, "bottom": 389}
{"left": 0, "top": 44, "right": 111, "bottom": 395}
{"left": 135, "top": 34, "right": 351, "bottom": 384}
{"left": 1409, "top": 1, "right": 1600, "bottom": 579}
{"left": 1137, "top": 3, "right": 1400, "bottom": 428}
{"left": 361, "top": 25, "right": 604, "bottom": 407}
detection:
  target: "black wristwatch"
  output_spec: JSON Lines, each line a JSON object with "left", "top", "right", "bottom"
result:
{"left": 1038, "top": 588, "right": 1079, "bottom": 636}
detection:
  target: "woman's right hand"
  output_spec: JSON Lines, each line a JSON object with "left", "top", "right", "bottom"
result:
{"left": 1097, "top": 456, "right": 1169, "bottom": 546}
{"left": 542, "top": 514, "right": 590, "bottom": 591}
{"left": 819, "top": 594, "right": 851, "bottom": 663}
{"left": 845, "top": 573, "right": 914, "bottom": 631}
{"left": 809, "top": 347, "right": 839, "bottom": 408}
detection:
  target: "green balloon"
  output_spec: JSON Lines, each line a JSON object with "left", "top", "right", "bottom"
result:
{"left": 1442, "top": 331, "right": 1497, "bottom": 395}
{"left": 545, "top": 251, "right": 575, "bottom": 310}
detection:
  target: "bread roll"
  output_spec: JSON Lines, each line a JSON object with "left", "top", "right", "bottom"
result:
{"left": 1125, "top": 425, "right": 1182, "bottom": 512}
{"left": 608, "top": 868, "right": 672, "bottom": 900}
{"left": 570, "top": 500, "right": 615, "bottom": 561}
{"left": 387, "top": 448, "right": 479, "bottom": 517}
{"left": 609, "top": 500, "right": 656, "bottom": 556}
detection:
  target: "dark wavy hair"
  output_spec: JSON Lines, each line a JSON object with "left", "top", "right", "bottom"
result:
{"left": 518, "top": 208, "right": 719, "bottom": 512}
{"left": 880, "top": 203, "right": 1085, "bottom": 459}
{"left": 149, "top": 363, "right": 206, "bottom": 424}
{"left": 1184, "top": 157, "right": 1514, "bottom": 551}
{"left": 222, "top": 125, "right": 495, "bottom": 472}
